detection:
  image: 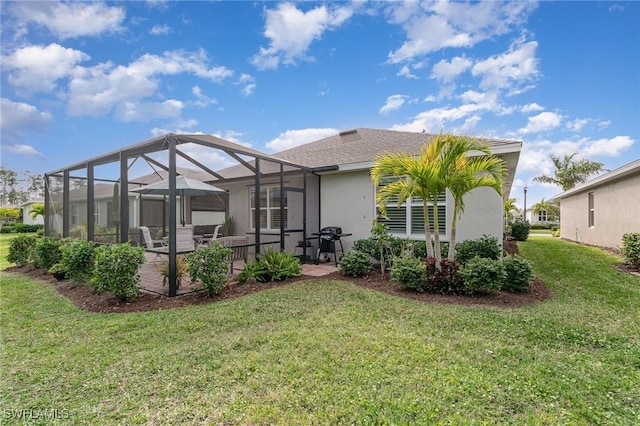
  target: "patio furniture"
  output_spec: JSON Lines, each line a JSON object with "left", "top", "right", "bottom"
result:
{"left": 211, "top": 236, "right": 249, "bottom": 273}
{"left": 140, "top": 226, "right": 167, "bottom": 249}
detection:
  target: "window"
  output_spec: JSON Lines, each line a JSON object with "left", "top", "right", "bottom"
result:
{"left": 250, "top": 186, "right": 287, "bottom": 231}
{"left": 588, "top": 192, "right": 595, "bottom": 227}
{"left": 377, "top": 177, "right": 446, "bottom": 238}
{"left": 538, "top": 210, "right": 547, "bottom": 222}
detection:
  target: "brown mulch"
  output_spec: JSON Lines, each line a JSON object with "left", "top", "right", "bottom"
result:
{"left": 3, "top": 239, "right": 561, "bottom": 313}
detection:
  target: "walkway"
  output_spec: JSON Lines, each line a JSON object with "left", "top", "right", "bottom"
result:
{"left": 139, "top": 253, "right": 339, "bottom": 296}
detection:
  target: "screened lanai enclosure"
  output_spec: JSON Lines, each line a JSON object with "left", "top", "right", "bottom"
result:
{"left": 45, "top": 134, "right": 315, "bottom": 296}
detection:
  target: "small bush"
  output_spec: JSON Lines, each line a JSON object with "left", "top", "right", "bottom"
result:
{"left": 501, "top": 255, "right": 532, "bottom": 292}
{"left": 460, "top": 257, "right": 505, "bottom": 295}
{"left": 455, "top": 235, "right": 501, "bottom": 265}
{"left": 237, "top": 260, "right": 268, "bottom": 284}
{"left": 510, "top": 220, "right": 530, "bottom": 241}
{"left": 424, "top": 257, "right": 465, "bottom": 295}
{"left": 7, "top": 235, "right": 37, "bottom": 267}
{"left": 60, "top": 240, "right": 95, "bottom": 281}
{"left": 34, "top": 237, "right": 62, "bottom": 270}
{"left": 553, "top": 229, "right": 561, "bottom": 238}
{"left": 411, "top": 241, "right": 449, "bottom": 260}
{"left": 186, "top": 243, "right": 233, "bottom": 296}
{"left": 391, "top": 256, "right": 426, "bottom": 291}
{"left": 621, "top": 233, "right": 640, "bottom": 268}
{"left": 156, "top": 256, "right": 189, "bottom": 288}
{"left": 92, "top": 243, "right": 146, "bottom": 301}
{"left": 257, "top": 248, "right": 302, "bottom": 282}
{"left": 340, "top": 249, "right": 372, "bottom": 277}
{"left": 352, "top": 237, "right": 378, "bottom": 259}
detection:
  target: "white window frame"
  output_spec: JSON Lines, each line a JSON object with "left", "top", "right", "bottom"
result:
{"left": 376, "top": 177, "right": 447, "bottom": 239}
{"left": 588, "top": 192, "right": 595, "bottom": 227}
{"left": 249, "top": 186, "right": 287, "bottom": 231}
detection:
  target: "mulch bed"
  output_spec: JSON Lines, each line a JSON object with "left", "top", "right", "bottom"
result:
{"left": 4, "top": 239, "right": 565, "bottom": 313}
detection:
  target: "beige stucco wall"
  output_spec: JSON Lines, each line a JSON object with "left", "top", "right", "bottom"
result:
{"left": 560, "top": 172, "right": 640, "bottom": 249}
{"left": 319, "top": 170, "right": 504, "bottom": 252}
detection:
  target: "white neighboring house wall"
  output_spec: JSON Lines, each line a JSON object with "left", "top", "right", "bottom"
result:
{"left": 21, "top": 201, "right": 44, "bottom": 225}
{"left": 556, "top": 159, "right": 640, "bottom": 249}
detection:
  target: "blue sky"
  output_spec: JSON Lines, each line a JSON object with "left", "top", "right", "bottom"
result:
{"left": 1, "top": 1, "right": 638, "bottom": 209}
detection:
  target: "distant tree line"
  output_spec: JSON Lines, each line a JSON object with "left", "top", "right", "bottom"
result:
{"left": 0, "top": 167, "right": 45, "bottom": 206}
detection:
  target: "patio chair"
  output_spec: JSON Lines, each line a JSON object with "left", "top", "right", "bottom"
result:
{"left": 176, "top": 225, "right": 195, "bottom": 252}
{"left": 140, "top": 226, "right": 167, "bottom": 249}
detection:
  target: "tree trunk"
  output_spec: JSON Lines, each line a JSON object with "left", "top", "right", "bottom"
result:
{"left": 447, "top": 202, "right": 459, "bottom": 261}
{"left": 432, "top": 197, "right": 441, "bottom": 263}
{"left": 422, "top": 198, "right": 434, "bottom": 258}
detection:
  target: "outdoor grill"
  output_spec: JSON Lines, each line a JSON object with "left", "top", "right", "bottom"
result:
{"left": 315, "top": 226, "right": 346, "bottom": 266}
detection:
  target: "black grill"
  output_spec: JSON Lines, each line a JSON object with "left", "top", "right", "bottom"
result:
{"left": 316, "top": 226, "right": 345, "bottom": 265}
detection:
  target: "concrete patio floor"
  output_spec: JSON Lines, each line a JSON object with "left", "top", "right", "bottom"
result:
{"left": 139, "top": 252, "right": 339, "bottom": 296}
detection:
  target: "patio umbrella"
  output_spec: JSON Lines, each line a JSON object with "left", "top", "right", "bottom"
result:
{"left": 131, "top": 176, "right": 226, "bottom": 226}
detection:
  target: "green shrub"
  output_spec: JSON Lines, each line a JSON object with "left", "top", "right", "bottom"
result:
{"left": 257, "top": 248, "right": 302, "bottom": 282}
{"left": 60, "top": 240, "right": 95, "bottom": 281}
{"left": 455, "top": 235, "right": 501, "bottom": 265}
{"left": 621, "top": 233, "right": 640, "bottom": 268}
{"left": 411, "top": 241, "right": 449, "bottom": 260}
{"left": 0, "top": 223, "right": 16, "bottom": 233}
{"left": 34, "top": 237, "right": 62, "bottom": 270}
{"left": 352, "top": 237, "right": 378, "bottom": 259}
{"left": 7, "top": 235, "right": 37, "bottom": 267}
{"left": 92, "top": 243, "right": 146, "bottom": 301}
{"left": 340, "top": 249, "right": 372, "bottom": 277}
{"left": 510, "top": 220, "right": 530, "bottom": 241}
{"left": 460, "top": 257, "right": 505, "bottom": 295}
{"left": 424, "top": 257, "right": 465, "bottom": 295}
{"left": 391, "top": 256, "right": 426, "bottom": 291}
{"left": 237, "top": 260, "right": 268, "bottom": 284}
{"left": 186, "top": 243, "right": 233, "bottom": 296}
{"left": 501, "top": 255, "right": 532, "bottom": 292}
{"left": 48, "top": 263, "right": 66, "bottom": 276}
{"left": 14, "top": 223, "right": 44, "bottom": 233}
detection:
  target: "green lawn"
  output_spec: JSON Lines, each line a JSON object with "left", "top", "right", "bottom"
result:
{"left": 1, "top": 237, "right": 639, "bottom": 424}
{"left": 0, "top": 233, "right": 17, "bottom": 270}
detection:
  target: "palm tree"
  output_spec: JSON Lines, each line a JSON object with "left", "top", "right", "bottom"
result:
{"left": 533, "top": 153, "right": 605, "bottom": 191}
{"left": 504, "top": 197, "right": 519, "bottom": 222}
{"left": 29, "top": 203, "right": 45, "bottom": 220}
{"left": 532, "top": 198, "right": 559, "bottom": 222}
{"left": 371, "top": 134, "right": 447, "bottom": 260}
{"left": 442, "top": 135, "right": 505, "bottom": 260}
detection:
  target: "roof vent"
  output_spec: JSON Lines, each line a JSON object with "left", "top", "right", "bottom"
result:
{"left": 339, "top": 129, "right": 360, "bottom": 142}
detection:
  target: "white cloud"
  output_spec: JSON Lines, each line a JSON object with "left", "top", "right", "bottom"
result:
{"left": 583, "top": 136, "right": 635, "bottom": 157}
{"left": 3, "top": 144, "right": 44, "bottom": 158}
{"left": 0, "top": 98, "right": 52, "bottom": 142}
{"left": 431, "top": 56, "right": 472, "bottom": 83}
{"left": 251, "top": 3, "right": 353, "bottom": 70}
{"left": 387, "top": 1, "right": 537, "bottom": 63}
{"left": 472, "top": 38, "right": 540, "bottom": 92}
{"left": 519, "top": 111, "right": 563, "bottom": 134}
{"left": 237, "top": 74, "right": 256, "bottom": 96}
{"left": 397, "top": 65, "right": 418, "bottom": 79}
{"left": 66, "top": 49, "right": 233, "bottom": 120}
{"left": 9, "top": 1, "right": 125, "bottom": 39}
{"left": 379, "top": 95, "right": 407, "bottom": 114}
{"left": 266, "top": 128, "right": 338, "bottom": 152}
{"left": 565, "top": 118, "right": 589, "bottom": 132}
{"left": 391, "top": 103, "right": 486, "bottom": 133}
{"left": 2, "top": 43, "right": 89, "bottom": 93}
{"left": 150, "top": 24, "right": 171, "bottom": 35}
{"left": 191, "top": 86, "right": 218, "bottom": 107}
{"left": 521, "top": 103, "right": 544, "bottom": 113}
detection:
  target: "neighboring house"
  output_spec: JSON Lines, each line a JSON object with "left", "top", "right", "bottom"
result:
{"left": 554, "top": 159, "right": 640, "bottom": 249}
{"left": 21, "top": 200, "right": 45, "bottom": 225}
{"left": 525, "top": 207, "right": 558, "bottom": 226}
{"left": 215, "top": 128, "right": 522, "bottom": 253}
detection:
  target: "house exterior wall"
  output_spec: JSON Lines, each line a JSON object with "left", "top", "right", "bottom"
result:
{"left": 319, "top": 170, "right": 504, "bottom": 252}
{"left": 21, "top": 204, "right": 44, "bottom": 225}
{"left": 560, "top": 173, "right": 640, "bottom": 249}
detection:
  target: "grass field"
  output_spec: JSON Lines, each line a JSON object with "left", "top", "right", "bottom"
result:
{"left": 1, "top": 237, "right": 639, "bottom": 424}
{"left": 0, "top": 233, "right": 16, "bottom": 270}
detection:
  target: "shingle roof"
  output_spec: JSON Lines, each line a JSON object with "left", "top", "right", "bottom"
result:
{"left": 217, "top": 128, "right": 521, "bottom": 180}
